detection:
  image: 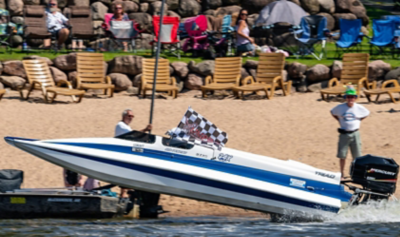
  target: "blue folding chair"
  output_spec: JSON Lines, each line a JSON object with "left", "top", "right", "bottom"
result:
{"left": 293, "top": 15, "right": 329, "bottom": 60}
{"left": 369, "top": 19, "right": 396, "bottom": 57}
{"left": 334, "top": 19, "right": 363, "bottom": 58}
{"left": 221, "top": 15, "right": 235, "bottom": 56}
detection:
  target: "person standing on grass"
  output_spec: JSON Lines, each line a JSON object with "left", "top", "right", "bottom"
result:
{"left": 331, "top": 85, "right": 370, "bottom": 178}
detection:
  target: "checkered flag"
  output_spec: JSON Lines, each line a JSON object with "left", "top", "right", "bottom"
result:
{"left": 167, "top": 107, "right": 228, "bottom": 149}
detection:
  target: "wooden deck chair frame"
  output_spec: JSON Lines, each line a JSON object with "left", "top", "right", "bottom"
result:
{"left": 21, "top": 59, "right": 85, "bottom": 103}
{"left": 364, "top": 79, "right": 400, "bottom": 103}
{"left": 0, "top": 89, "right": 5, "bottom": 101}
{"left": 201, "top": 57, "right": 242, "bottom": 98}
{"left": 320, "top": 53, "right": 374, "bottom": 101}
{"left": 233, "top": 53, "right": 291, "bottom": 99}
{"left": 140, "top": 58, "right": 179, "bottom": 98}
{"left": 76, "top": 53, "right": 114, "bottom": 97}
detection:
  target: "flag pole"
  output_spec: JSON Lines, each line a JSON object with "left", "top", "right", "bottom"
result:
{"left": 149, "top": 0, "right": 166, "bottom": 134}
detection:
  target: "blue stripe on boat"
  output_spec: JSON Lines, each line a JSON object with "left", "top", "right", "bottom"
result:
{"left": 46, "top": 142, "right": 352, "bottom": 203}
{"left": 43, "top": 146, "right": 341, "bottom": 213}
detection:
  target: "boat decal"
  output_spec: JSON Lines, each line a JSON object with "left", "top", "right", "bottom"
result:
{"left": 315, "top": 171, "right": 335, "bottom": 179}
{"left": 165, "top": 148, "right": 188, "bottom": 154}
{"left": 217, "top": 153, "right": 233, "bottom": 163}
{"left": 196, "top": 153, "right": 208, "bottom": 158}
{"left": 43, "top": 142, "right": 352, "bottom": 202}
{"left": 290, "top": 178, "right": 306, "bottom": 189}
{"left": 37, "top": 146, "right": 341, "bottom": 213}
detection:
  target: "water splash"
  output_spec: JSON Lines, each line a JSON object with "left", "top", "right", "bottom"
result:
{"left": 325, "top": 199, "right": 400, "bottom": 224}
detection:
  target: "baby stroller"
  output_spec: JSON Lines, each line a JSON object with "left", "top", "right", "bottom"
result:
{"left": 182, "top": 15, "right": 208, "bottom": 57}
{"left": 102, "top": 13, "right": 144, "bottom": 52}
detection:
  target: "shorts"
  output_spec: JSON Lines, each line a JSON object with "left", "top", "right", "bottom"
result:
{"left": 236, "top": 43, "right": 255, "bottom": 54}
{"left": 337, "top": 130, "right": 362, "bottom": 159}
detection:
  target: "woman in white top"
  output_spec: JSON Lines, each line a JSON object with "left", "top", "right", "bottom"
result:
{"left": 235, "top": 9, "right": 256, "bottom": 56}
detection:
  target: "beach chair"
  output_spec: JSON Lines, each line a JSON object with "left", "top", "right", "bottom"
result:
{"left": 293, "top": 15, "right": 329, "bottom": 60}
{"left": 21, "top": 59, "right": 85, "bottom": 103}
{"left": 181, "top": 15, "right": 208, "bottom": 57}
{"left": 0, "top": 89, "right": 5, "bottom": 101}
{"left": 221, "top": 15, "right": 235, "bottom": 56}
{"left": 364, "top": 79, "right": 400, "bottom": 103}
{"left": 0, "top": 9, "right": 16, "bottom": 53}
{"left": 334, "top": 19, "right": 363, "bottom": 58}
{"left": 232, "top": 53, "right": 291, "bottom": 99}
{"left": 69, "top": 6, "right": 101, "bottom": 50}
{"left": 140, "top": 58, "right": 179, "bottom": 98}
{"left": 23, "top": 5, "right": 52, "bottom": 48}
{"left": 76, "top": 53, "right": 114, "bottom": 97}
{"left": 151, "top": 16, "right": 181, "bottom": 59}
{"left": 369, "top": 19, "right": 396, "bottom": 57}
{"left": 200, "top": 57, "right": 242, "bottom": 98}
{"left": 320, "top": 53, "right": 373, "bottom": 101}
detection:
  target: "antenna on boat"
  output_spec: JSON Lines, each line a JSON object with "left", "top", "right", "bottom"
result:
{"left": 148, "top": 0, "right": 166, "bottom": 134}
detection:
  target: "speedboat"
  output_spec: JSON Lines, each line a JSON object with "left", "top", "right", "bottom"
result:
{"left": 4, "top": 131, "right": 398, "bottom": 219}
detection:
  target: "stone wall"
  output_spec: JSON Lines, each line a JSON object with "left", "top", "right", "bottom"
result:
{"left": 0, "top": 54, "right": 398, "bottom": 96}
{"left": 5, "top": 0, "right": 369, "bottom": 48}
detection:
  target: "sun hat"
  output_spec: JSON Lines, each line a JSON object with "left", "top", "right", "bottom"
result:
{"left": 344, "top": 85, "right": 357, "bottom": 98}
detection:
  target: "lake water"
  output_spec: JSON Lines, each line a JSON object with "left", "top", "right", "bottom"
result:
{"left": 1, "top": 200, "right": 400, "bottom": 237}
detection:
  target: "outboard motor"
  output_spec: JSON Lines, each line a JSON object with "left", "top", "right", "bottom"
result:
{"left": 348, "top": 155, "right": 399, "bottom": 204}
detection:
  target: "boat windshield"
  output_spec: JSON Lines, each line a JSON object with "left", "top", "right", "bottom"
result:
{"left": 162, "top": 137, "right": 194, "bottom": 150}
{"left": 115, "top": 130, "right": 156, "bottom": 144}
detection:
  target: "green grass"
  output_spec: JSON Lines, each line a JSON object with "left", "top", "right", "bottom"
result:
{"left": 0, "top": 5, "right": 397, "bottom": 68}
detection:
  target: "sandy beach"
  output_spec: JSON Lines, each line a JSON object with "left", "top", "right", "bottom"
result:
{"left": 0, "top": 89, "right": 399, "bottom": 217}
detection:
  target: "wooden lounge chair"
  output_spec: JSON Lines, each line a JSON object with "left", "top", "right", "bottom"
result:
{"left": 320, "top": 53, "right": 374, "bottom": 101}
{"left": 201, "top": 57, "right": 242, "bottom": 98}
{"left": 364, "top": 79, "right": 400, "bottom": 103}
{"left": 141, "top": 58, "right": 179, "bottom": 98}
{"left": 232, "top": 53, "right": 291, "bottom": 99}
{"left": 0, "top": 89, "right": 5, "bottom": 101}
{"left": 76, "top": 53, "right": 114, "bottom": 97}
{"left": 22, "top": 59, "right": 85, "bottom": 103}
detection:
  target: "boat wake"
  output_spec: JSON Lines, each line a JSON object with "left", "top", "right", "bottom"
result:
{"left": 325, "top": 198, "right": 400, "bottom": 223}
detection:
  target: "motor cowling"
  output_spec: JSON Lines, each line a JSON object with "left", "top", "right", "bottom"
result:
{"left": 350, "top": 154, "right": 399, "bottom": 195}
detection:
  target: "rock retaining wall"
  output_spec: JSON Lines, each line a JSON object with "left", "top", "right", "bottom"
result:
{"left": 0, "top": 54, "right": 399, "bottom": 95}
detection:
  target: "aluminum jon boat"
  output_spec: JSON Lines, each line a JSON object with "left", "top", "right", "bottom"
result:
{"left": 4, "top": 131, "right": 398, "bottom": 219}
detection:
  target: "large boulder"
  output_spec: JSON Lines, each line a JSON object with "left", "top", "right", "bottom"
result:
{"left": 10, "top": 35, "right": 23, "bottom": 47}
{"left": 68, "top": 0, "right": 90, "bottom": 7}
{"left": 188, "top": 60, "right": 215, "bottom": 77}
{"left": 331, "top": 60, "right": 342, "bottom": 79}
{"left": 150, "top": 1, "right": 168, "bottom": 15}
{"left": 42, "top": 0, "right": 67, "bottom": 8}
{"left": 128, "top": 13, "right": 153, "bottom": 32}
{"left": 335, "top": 0, "right": 369, "bottom": 25}
{"left": 49, "top": 66, "right": 68, "bottom": 84}
{"left": 167, "top": 10, "right": 181, "bottom": 19}
{"left": 8, "top": 0, "right": 24, "bottom": 16}
{"left": 306, "top": 64, "right": 330, "bottom": 83}
{"left": 384, "top": 67, "right": 400, "bottom": 81}
{"left": 108, "top": 55, "right": 143, "bottom": 76}
{"left": 333, "top": 13, "right": 357, "bottom": 29}
{"left": 222, "top": 0, "right": 240, "bottom": 5}
{"left": 167, "top": 0, "right": 179, "bottom": 10}
{"left": 0, "top": 0, "right": 5, "bottom": 8}
{"left": 301, "top": 0, "right": 320, "bottom": 14}
{"left": 318, "top": 0, "right": 334, "bottom": 13}
{"left": 241, "top": 68, "right": 249, "bottom": 80}
{"left": 208, "top": 0, "right": 222, "bottom": 9}
{"left": 23, "top": 0, "right": 39, "bottom": 4}
{"left": 178, "top": 0, "right": 201, "bottom": 18}
{"left": 206, "top": 15, "right": 222, "bottom": 31}
{"left": 22, "top": 55, "right": 53, "bottom": 66}
{"left": 134, "top": 33, "right": 153, "bottom": 49}
{"left": 242, "top": 0, "right": 275, "bottom": 14}
{"left": 11, "top": 16, "right": 24, "bottom": 24}
{"left": 247, "top": 14, "right": 259, "bottom": 29}
{"left": 91, "top": 2, "right": 108, "bottom": 21}
{"left": 140, "top": 3, "right": 149, "bottom": 12}
{"left": 318, "top": 12, "right": 334, "bottom": 30}
{"left": 132, "top": 74, "right": 141, "bottom": 87}
{"left": 287, "top": 62, "right": 307, "bottom": 79}
{"left": 123, "top": 1, "right": 139, "bottom": 13}
{"left": 108, "top": 73, "right": 132, "bottom": 91}
{"left": 0, "top": 76, "right": 25, "bottom": 89}
{"left": 368, "top": 60, "right": 391, "bottom": 81}
{"left": 68, "top": 71, "right": 77, "bottom": 84}
{"left": 215, "top": 5, "right": 241, "bottom": 17}
{"left": 3, "top": 60, "right": 26, "bottom": 78}
{"left": 93, "top": 20, "right": 105, "bottom": 35}
{"left": 185, "top": 73, "right": 204, "bottom": 90}
{"left": 171, "top": 61, "right": 189, "bottom": 78}
{"left": 53, "top": 53, "right": 77, "bottom": 71}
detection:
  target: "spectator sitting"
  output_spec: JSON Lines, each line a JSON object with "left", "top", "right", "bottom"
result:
{"left": 63, "top": 168, "right": 84, "bottom": 188}
{"left": 235, "top": 9, "right": 257, "bottom": 56}
{"left": 111, "top": 3, "right": 130, "bottom": 52}
{"left": 83, "top": 177, "right": 100, "bottom": 191}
